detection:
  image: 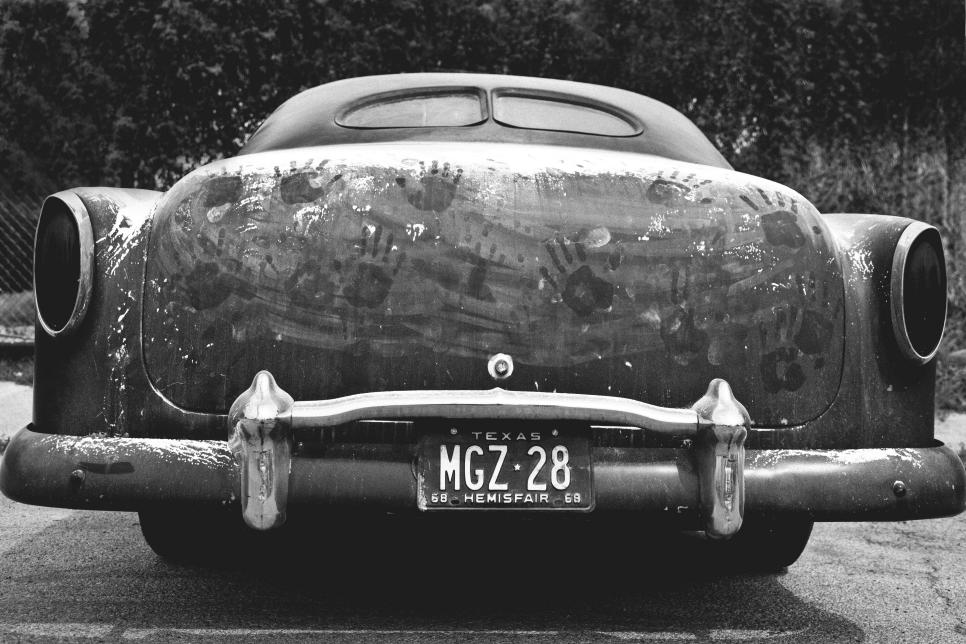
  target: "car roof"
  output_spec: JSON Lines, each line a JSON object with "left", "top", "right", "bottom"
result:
{"left": 239, "top": 73, "right": 732, "bottom": 170}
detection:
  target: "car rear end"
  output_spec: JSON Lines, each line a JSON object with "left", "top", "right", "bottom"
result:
{"left": 3, "top": 75, "right": 963, "bottom": 568}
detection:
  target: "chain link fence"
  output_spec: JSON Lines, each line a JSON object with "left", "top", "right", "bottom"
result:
{"left": 0, "top": 182, "right": 41, "bottom": 345}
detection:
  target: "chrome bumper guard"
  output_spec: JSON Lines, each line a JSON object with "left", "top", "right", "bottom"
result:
{"left": 227, "top": 371, "right": 749, "bottom": 538}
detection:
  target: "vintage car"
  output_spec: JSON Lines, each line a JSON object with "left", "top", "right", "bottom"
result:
{"left": 2, "top": 74, "right": 963, "bottom": 570}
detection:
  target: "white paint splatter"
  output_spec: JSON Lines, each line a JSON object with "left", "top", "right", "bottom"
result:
{"left": 406, "top": 222, "right": 427, "bottom": 241}
{"left": 101, "top": 199, "right": 152, "bottom": 277}
{"left": 37, "top": 434, "right": 233, "bottom": 469}
{"left": 750, "top": 448, "right": 925, "bottom": 469}
{"left": 846, "top": 243, "right": 874, "bottom": 279}
{"left": 206, "top": 202, "right": 230, "bottom": 223}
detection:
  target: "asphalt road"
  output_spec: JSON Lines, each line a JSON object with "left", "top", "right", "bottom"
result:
{"left": 1, "top": 382, "right": 965, "bottom": 643}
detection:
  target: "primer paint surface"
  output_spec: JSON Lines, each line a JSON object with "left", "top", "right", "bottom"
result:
{"left": 142, "top": 142, "right": 845, "bottom": 424}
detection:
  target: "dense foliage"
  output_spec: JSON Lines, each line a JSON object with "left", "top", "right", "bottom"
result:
{"left": 2, "top": 0, "right": 965, "bottom": 403}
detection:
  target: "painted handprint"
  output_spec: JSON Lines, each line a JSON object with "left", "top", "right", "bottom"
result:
{"left": 341, "top": 224, "right": 406, "bottom": 308}
{"left": 741, "top": 188, "right": 807, "bottom": 249}
{"left": 661, "top": 306, "right": 709, "bottom": 366}
{"left": 539, "top": 235, "right": 614, "bottom": 316}
{"left": 395, "top": 160, "right": 463, "bottom": 212}
{"left": 758, "top": 306, "right": 806, "bottom": 393}
{"left": 279, "top": 170, "right": 326, "bottom": 204}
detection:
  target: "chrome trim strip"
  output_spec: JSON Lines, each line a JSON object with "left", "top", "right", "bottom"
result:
{"left": 890, "top": 221, "right": 946, "bottom": 363}
{"left": 34, "top": 191, "right": 95, "bottom": 337}
{"left": 288, "top": 386, "right": 707, "bottom": 434}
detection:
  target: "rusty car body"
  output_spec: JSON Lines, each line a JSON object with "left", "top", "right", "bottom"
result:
{"left": 3, "top": 74, "right": 963, "bottom": 569}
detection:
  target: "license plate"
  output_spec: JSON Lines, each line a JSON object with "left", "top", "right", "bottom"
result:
{"left": 417, "top": 422, "right": 593, "bottom": 511}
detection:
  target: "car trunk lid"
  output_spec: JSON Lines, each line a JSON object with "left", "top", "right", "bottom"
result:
{"left": 142, "top": 142, "right": 844, "bottom": 427}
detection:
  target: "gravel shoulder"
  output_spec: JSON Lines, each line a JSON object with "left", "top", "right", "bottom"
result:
{"left": 0, "top": 381, "right": 30, "bottom": 440}
{"left": 936, "top": 412, "right": 966, "bottom": 457}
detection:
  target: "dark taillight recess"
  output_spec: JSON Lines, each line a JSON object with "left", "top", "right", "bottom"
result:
{"left": 891, "top": 223, "right": 946, "bottom": 362}
{"left": 34, "top": 193, "right": 94, "bottom": 336}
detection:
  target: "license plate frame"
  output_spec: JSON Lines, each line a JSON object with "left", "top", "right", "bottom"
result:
{"left": 417, "top": 421, "right": 594, "bottom": 511}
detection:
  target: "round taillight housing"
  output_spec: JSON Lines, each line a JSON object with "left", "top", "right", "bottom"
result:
{"left": 34, "top": 193, "right": 94, "bottom": 337}
{"left": 890, "top": 222, "right": 946, "bottom": 363}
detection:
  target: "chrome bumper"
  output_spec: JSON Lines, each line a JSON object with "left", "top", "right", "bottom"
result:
{"left": 227, "top": 373, "right": 748, "bottom": 537}
{"left": 4, "top": 374, "right": 964, "bottom": 532}
{"left": 3, "top": 428, "right": 964, "bottom": 523}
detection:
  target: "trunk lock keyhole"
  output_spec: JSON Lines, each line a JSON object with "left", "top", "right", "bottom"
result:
{"left": 488, "top": 353, "right": 514, "bottom": 381}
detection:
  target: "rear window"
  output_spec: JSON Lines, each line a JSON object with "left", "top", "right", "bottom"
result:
{"left": 493, "top": 93, "right": 641, "bottom": 137}
{"left": 338, "top": 91, "right": 485, "bottom": 128}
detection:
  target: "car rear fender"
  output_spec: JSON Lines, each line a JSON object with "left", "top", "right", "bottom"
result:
{"left": 33, "top": 187, "right": 161, "bottom": 436}
{"left": 817, "top": 213, "right": 939, "bottom": 447}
